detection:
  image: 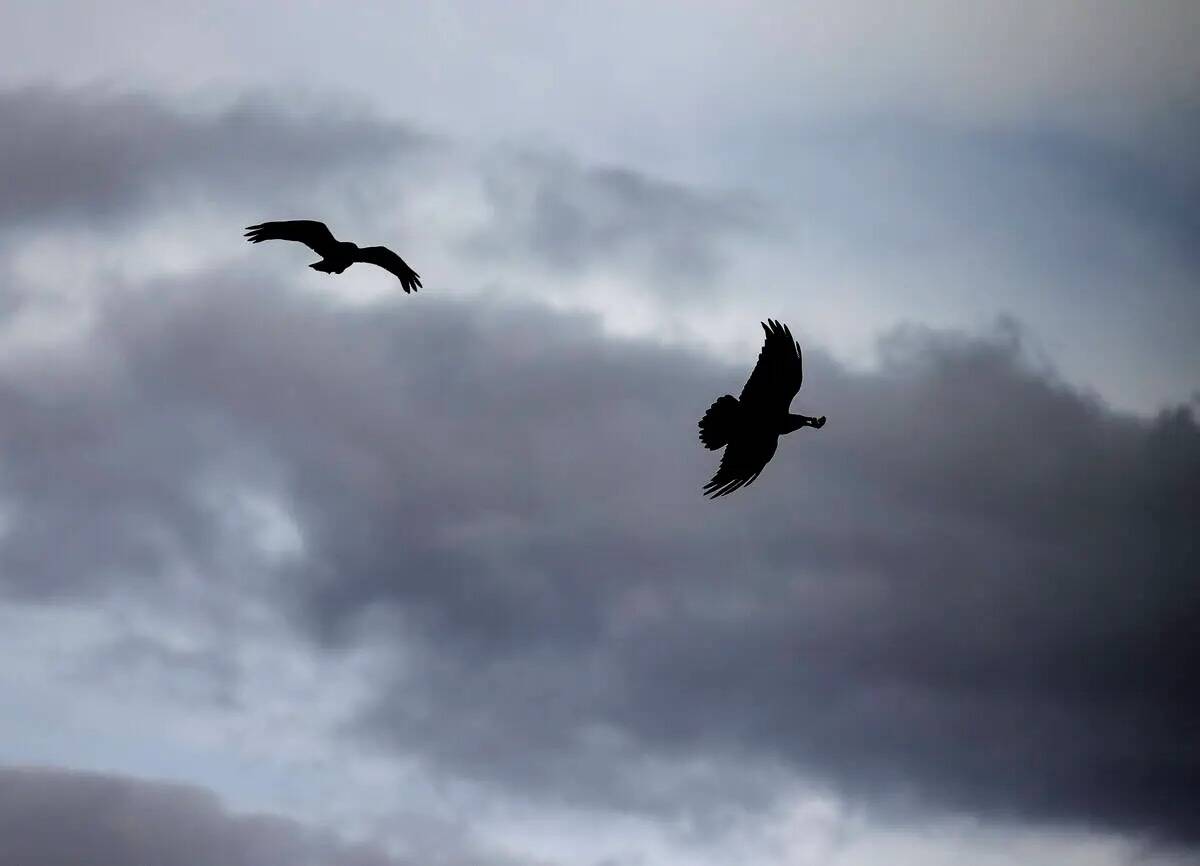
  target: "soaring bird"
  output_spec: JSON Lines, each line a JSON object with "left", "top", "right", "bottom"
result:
{"left": 698, "top": 320, "right": 826, "bottom": 498}
{"left": 244, "top": 220, "right": 422, "bottom": 293}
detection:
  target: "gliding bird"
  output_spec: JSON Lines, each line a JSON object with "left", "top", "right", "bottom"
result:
{"left": 245, "top": 220, "right": 422, "bottom": 293}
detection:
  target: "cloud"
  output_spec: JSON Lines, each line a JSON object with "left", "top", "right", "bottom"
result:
{"left": 462, "top": 148, "right": 761, "bottom": 289}
{"left": 2, "top": 82, "right": 1193, "bottom": 420}
{"left": 0, "top": 15, "right": 1195, "bottom": 863}
{"left": 0, "top": 83, "right": 764, "bottom": 322}
{"left": 0, "top": 765, "right": 534, "bottom": 866}
{"left": 0, "top": 766, "right": 413, "bottom": 866}
{"left": 0, "top": 266, "right": 1195, "bottom": 848}
{"left": 5, "top": 1, "right": 1198, "bottom": 167}
{"left": 0, "top": 86, "right": 428, "bottom": 231}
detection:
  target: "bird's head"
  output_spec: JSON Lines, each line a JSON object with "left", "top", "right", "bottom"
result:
{"left": 783, "top": 414, "right": 826, "bottom": 434}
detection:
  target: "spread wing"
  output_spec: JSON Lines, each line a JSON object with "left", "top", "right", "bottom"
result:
{"left": 738, "top": 319, "right": 803, "bottom": 412}
{"left": 702, "top": 437, "right": 778, "bottom": 498}
{"left": 244, "top": 220, "right": 339, "bottom": 257}
{"left": 356, "top": 246, "right": 422, "bottom": 293}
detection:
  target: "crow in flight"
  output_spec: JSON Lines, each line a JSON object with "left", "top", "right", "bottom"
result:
{"left": 244, "top": 220, "right": 422, "bottom": 293}
{"left": 698, "top": 320, "right": 826, "bottom": 498}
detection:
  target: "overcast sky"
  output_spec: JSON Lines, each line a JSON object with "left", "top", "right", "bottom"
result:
{"left": 0, "top": 3, "right": 1197, "bottom": 865}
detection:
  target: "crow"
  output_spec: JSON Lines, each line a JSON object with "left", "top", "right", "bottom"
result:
{"left": 699, "top": 320, "right": 826, "bottom": 498}
{"left": 244, "top": 220, "right": 422, "bottom": 293}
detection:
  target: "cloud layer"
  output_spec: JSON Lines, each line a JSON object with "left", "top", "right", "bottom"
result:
{"left": 0, "top": 766, "right": 466, "bottom": 866}
{"left": 0, "top": 48, "right": 1197, "bottom": 865}
{"left": 1, "top": 261, "right": 1195, "bottom": 848}
{"left": 0, "top": 87, "right": 429, "bottom": 232}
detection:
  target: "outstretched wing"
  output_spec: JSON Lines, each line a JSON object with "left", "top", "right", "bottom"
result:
{"left": 356, "top": 246, "right": 422, "bottom": 294}
{"left": 738, "top": 319, "right": 804, "bottom": 412}
{"left": 702, "top": 436, "right": 778, "bottom": 498}
{"left": 244, "top": 220, "right": 339, "bottom": 257}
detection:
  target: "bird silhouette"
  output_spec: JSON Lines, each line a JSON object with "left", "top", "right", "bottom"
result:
{"left": 699, "top": 320, "right": 826, "bottom": 498}
{"left": 244, "top": 220, "right": 422, "bottom": 293}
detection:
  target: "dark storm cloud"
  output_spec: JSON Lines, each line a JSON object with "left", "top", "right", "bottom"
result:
{"left": 0, "top": 766, "right": 469, "bottom": 866}
{"left": 0, "top": 86, "right": 428, "bottom": 229}
{"left": 0, "top": 271, "right": 1196, "bottom": 845}
{"left": 463, "top": 149, "right": 762, "bottom": 288}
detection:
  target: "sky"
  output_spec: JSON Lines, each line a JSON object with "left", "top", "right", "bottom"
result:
{"left": 0, "top": 3, "right": 1197, "bottom": 865}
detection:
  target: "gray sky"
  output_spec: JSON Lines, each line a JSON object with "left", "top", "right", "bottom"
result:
{"left": 0, "top": 4, "right": 1197, "bottom": 865}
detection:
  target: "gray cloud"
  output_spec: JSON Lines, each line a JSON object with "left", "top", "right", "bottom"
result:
{"left": 5, "top": 82, "right": 1193, "bottom": 423}
{"left": 0, "top": 11, "right": 1195, "bottom": 862}
{"left": 4, "top": 1, "right": 1198, "bottom": 175}
{"left": 0, "top": 84, "right": 762, "bottom": 308}
{"left": 463, "top": 148, "right": 762, "bottom": 289}
{"left": 0, "top": 86, "right": 428, "bottom": 231}
{"left": 0, "top": 766, "right": 417, "bottom": 866}
{"left": 1, "top": 268, "right": 1195, "bottom": 847}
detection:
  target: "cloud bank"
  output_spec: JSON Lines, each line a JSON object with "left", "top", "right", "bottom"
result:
{"left": 1, "top": 263, "right": 1195, "bottom": 847}
{"left": 0, "top": 71, "right": 1197, "bottom": 866}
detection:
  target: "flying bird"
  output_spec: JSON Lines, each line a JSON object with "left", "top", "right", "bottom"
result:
{"left": 244, "top": 220, "right": 422, "bottom": 293}
{"left": 698, "top": 319, "right": 826, "bottom": 498}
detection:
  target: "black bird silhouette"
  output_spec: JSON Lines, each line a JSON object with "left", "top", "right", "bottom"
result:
{"left": 698, "top": 320, "right": 826, "bottom": 498}
{"left": 244, "top": 220, "right": 422, "bottom": 293}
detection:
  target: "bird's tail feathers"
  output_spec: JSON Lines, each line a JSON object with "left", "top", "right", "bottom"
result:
{"left": 699, "top": 395, "right": 739, "bottom": 450}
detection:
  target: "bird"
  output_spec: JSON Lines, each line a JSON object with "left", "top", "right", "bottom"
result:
{"left": 698, "top": 319, "right": 826, "bottom": 498}
{"left": 244, "top": 220, "right": 422, "bottom": 293}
